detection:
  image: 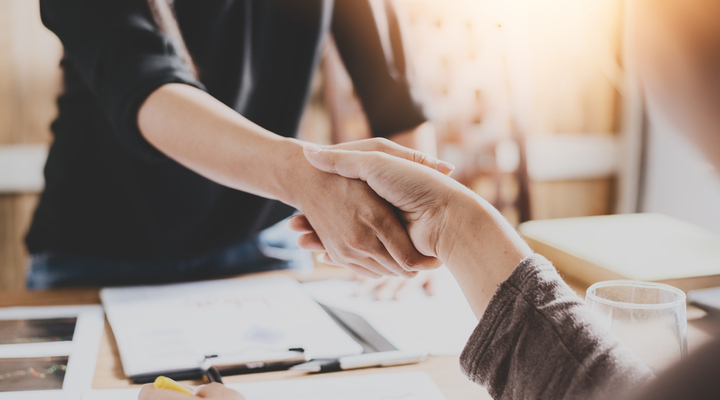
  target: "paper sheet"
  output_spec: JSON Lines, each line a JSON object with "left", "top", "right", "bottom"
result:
{"left": 302, "top": 268, "right": 478, "bottom": 355}
{"left": 0, "top": 305, "right": 105, "bottom": 400}
{"left": 101, "top": 275, "right": 363, "bottom": 378}
{"left": 82, "top": 371, "right": 447, "bottom": 400}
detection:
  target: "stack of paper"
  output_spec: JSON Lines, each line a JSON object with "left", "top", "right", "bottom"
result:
{"left": 520, "top": 213, "right": 720, "bottom": 291}
{"left": 101, "top": 275, "right": 363, "bottom": 378}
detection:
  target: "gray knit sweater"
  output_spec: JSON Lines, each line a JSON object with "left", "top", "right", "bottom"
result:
{"left": 459, "top": 255, "right": 653, "bottom": 399}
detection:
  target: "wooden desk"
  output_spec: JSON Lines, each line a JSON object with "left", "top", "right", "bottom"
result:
{"left": 1, "top": 269, "right": 716, "bottom": 400}
{"left": 0, "top": 267, "right": 489, "bottom": 399}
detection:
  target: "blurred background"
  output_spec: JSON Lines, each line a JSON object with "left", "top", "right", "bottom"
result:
{"left": 1, "top": 0, "right": 719, "bottom": 292}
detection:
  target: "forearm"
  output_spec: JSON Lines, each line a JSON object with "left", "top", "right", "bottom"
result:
{"left": 460, "top": 255, "right": 653, "bottom": 399}
{"left": 437, "top": 191, "right": 652, "bottom": 398}
{"left": 137, "top": 83, "right": 307, "bottom": 206}
{"left": 438, "top": 189, "right": 532, "bottom": 318}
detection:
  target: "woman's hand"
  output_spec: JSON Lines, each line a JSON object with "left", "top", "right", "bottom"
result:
{"left": 138, "top": 383, "right": 243, "bottom": 400}
{"left": 300, "top": 146, "right": 532, "bottom": 318}
{"left": 283, "top": 138, "right": 452, "bottom": 278}
{"left": 295, "top": 145, "right": 461, "bottom": 264}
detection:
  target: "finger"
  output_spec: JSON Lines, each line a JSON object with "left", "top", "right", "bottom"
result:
{"left": 139, "top": 385, "right": 194, "bottom": 400}
{"left": 297, "top": 232, "right": 325, "bottom": 251}
{"left": 330, "top": 138, "right": 455, "bottom": 175}
{"left": 196, "top": 383, "right": 245, "bottom": 399}
{"left": 287, "top": 214, "right": 314, "bottom": 232}
{"left": 304, "top": 147, "right": 378, "bottom": 180}
{"left": 318, "top": 253, "right": 383, "bottom": 279}
{"left": 423, "top": 274, "right": 437, "bottom": 296}
{"left": 317, "top": 252, "right": 340, "bottom": 266}
{"left": 354, "top": 276, "right": 390, "bottom": 297}
{"left": 373, "top": 215, "right": 442, "bottom": 272}
{"left": 337, "top": 252, "right": 399, "bottom": 277}
{"left": 376, "top": 277, "right": 407, "bottom": 301}
{"left": 367, "top": 240, "right": 420, "bottom": 278}
{"left": 304, "top": 149, "right": 442, "bottom": 208}
{"left": 393, "top": 271, "right": 435, "bottom": 300}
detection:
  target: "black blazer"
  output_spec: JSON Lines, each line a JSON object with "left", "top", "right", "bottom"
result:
{"left": 28, "top": 0, "right": 427, "bottom": 262}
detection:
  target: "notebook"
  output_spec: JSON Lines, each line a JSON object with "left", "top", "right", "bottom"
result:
{"left": 520, "top": 213, "right": 720, "bottom": 292}
{"left": 101, "top": 275, "right": 362, "bottom": 380}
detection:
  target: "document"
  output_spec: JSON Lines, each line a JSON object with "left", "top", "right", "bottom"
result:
{"left": 0, "top": 305, "right": 105, "bottom": 400}
{"left": 101, "top": 275, "right": 363, "bottom": 378}
{"left": 82, "top": 371, "right": 447, "bottom": 400}
{"left": 302, "top": 267, "right": 478, "bottom": 355}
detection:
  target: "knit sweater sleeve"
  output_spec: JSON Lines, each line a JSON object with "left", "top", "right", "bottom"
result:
{"left": 459, "top": 254, "right": 654, "bottom": 400}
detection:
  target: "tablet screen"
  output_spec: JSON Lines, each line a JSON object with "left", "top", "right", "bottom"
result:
{"left": 0, "top": 318, "right": 77, "bottom": 345}
{"left": 0, "top": 356, "right": 69, "bottom": 392}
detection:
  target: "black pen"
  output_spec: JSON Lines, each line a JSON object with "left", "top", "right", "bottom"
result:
{"left": 290, "top": 350, "right": 426, "bottom": 373}
{"left": 202, "top": 360, "right": 222, "bottom": 383}
{"left": 203, "top": 363, "right": 224, "bottom": 384}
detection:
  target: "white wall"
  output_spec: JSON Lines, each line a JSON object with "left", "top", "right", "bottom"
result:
{"left": 641, "top": 102, "right": 720, "bottom": 234}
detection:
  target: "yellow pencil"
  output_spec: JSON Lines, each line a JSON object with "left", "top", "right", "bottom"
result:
{"left": 154, "top": 376, "right": 195, "bottom": 396}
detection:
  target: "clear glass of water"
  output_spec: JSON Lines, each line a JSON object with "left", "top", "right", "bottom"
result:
{"left": 586, "top": 280, "right": 687, "bottom": 373}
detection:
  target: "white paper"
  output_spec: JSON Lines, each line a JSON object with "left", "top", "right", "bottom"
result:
{"left": 302, "top": 268, "right": 478, "bottom": 355}
{"left": 101, "top": 275, "right": 363, "bottom": 378}
{"left": 82, "top": 371, "right": 446, "bottom": 400}
{"left": 0, "top": 305, "right": 105, "bottom": 400}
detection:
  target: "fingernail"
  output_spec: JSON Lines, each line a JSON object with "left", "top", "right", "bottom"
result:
{"left": 304, "top": 143, "right": 322, "bottom": 153}
{"left": 437, "top": 160, "right": 455, "bottom": 175}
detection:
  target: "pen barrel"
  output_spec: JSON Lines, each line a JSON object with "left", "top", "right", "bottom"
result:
{"left": 318, "top": 359, "right": 342, "bottom": 373}
{"left": 205, "top": 366, "right": 224, "bottom": 384}
{"left": 339, "top": 350, "right": 427, "bottom": 370}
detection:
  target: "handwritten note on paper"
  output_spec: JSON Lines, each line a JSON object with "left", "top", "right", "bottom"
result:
{"left": 101, "top": 275, "right": 363, "bottom": 378}
{"left": 302, "top": 267, "right": 478, "bottom": 356}
{"left": 82, "top": 371, "right": 447, "bottom": 400}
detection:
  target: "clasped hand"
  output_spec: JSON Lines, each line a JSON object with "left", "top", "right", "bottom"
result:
{"left": 289, "top": 139, "right": 462, "bottom": 278}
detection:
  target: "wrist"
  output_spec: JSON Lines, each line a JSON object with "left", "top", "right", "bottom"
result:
{"left": 271, "top": 138, "right": 338, "bottom": 211}
{"left": 436, "top": 188, "right": 494, "bottom": 267}
{"left": 438, "top": 189, "right": 533, "bottom": 317}
{"left": 270, "top": 138, "right": 308, "bottom": 208}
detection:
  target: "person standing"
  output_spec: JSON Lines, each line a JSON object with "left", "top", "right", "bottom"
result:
{"left": 27, "top": 0, "right": 447, "bottom": 289}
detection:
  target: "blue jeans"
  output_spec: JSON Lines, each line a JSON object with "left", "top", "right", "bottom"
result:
{"left": 26, "top": 219, "right": 314, "bottom": 290}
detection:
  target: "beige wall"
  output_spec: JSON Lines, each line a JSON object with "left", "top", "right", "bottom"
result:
{"left": 0, "top": 0, "right": 62, "bottom": 291}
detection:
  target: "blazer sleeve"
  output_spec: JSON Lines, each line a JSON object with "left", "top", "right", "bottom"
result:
{"left": 40, "top": 0, "right": 206, "bottom": 161}
{"left": 331, "top": 0, "right": 428, "bottom": 138}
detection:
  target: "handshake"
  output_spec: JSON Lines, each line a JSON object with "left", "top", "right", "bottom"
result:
{"left": 139, "top": 139, "right": 534, "bottom": 400}
{"left": 288, "top": 138, "right": 532, "bottom": 313}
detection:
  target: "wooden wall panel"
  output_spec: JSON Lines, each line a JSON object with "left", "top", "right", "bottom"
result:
{"left": 530, "top": 178, "right": 614, "bottom": 220}
{"left": 0, "top": 0, "right": 62, "bottom": 145}
{"left": 0, "top": 194, "right": 38, "bottom": 291}
{"left": 0, "top": 0, "right": 62, "bottom": 292}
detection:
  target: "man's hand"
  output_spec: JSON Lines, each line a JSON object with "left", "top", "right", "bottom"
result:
{"left": 287, "top": 138, "right": 453, "bottom": 278}
{"left": 138, "top": 383, "right": 243, "bottom": 400}
{"left": 300, "top": 145, "right": 533, "bottom": 318}
{"left": 295, "top": 144, "right": 459, "bottom": 264}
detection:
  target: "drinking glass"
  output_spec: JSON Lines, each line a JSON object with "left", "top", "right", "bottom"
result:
{"left": 585, "top": 280, "right": 687, "bottom": 373}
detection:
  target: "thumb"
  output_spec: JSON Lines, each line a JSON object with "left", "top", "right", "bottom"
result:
{"left": 329, "top": 138, "right": 455, "bottom": 175}
{"left": 303, "top": 146, "right": 432, "bottom": 209}
{"left": 303, "top": 146, "right": 381, "bottom": 182}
